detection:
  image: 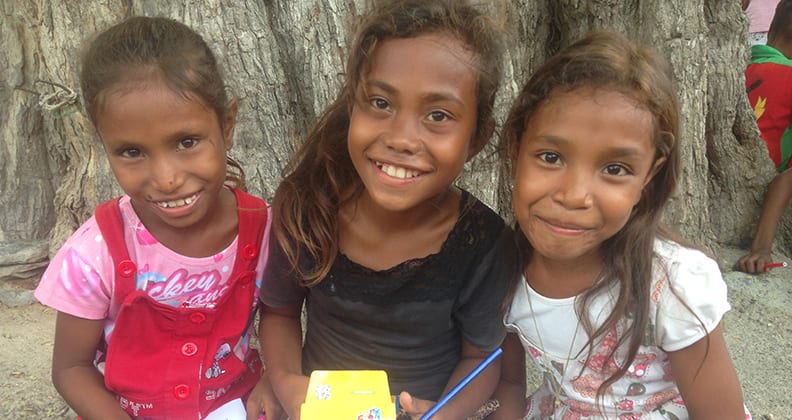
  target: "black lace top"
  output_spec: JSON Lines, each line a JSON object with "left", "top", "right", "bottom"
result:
{"left": 260, "top": 191, "right": 515, "bottom": 400}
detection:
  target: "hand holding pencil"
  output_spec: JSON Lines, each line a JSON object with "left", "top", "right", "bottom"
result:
{"left": 396, "top": 348, "right": 503, "bottom": 420}
{"left": 735, "top": 247, "right": 785, "bottom": 274}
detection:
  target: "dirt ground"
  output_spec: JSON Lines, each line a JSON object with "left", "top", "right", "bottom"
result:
{"left": 0, "top": 246, "right": 788, "bottom": 419}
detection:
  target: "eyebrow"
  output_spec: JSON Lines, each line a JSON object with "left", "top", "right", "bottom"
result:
{"left": 366, "top": 79, "right": 465, "bottom": 108}
{"left": 534, "top": 135, "right": 647, "bottom": 158}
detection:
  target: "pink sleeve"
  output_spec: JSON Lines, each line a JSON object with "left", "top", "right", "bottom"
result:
{"left": 34, "top": 216, "right": 114, "bottom": 320}
{"left": 747, "top": 0, "right": 781, "bottom": 32}
{"left": 254, "top": 207, "right": 273, "bottom": 294}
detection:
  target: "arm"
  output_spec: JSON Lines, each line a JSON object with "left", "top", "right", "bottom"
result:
{"left": 258, "top": 304, "right": 309, "bottom": 419}
{"left": 667, "top": 323, "right": 745, "bottom": 420}
{"left": 52, "top": 312, "right": 130, "bottom": 420}
{"left": 737, "top": 168, "right": 792, "bottom": 273}
{"left": 399, "top": 338, "right": 501, "bottom": 420}
{"left": 245, "top": 367, "right": 286, "bottom": 420}
{"left": 487, "top": 333, "right": 526, "bottom": 420}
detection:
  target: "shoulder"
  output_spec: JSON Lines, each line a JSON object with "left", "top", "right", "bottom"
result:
{"left": 445, "top": 191, "right": 512, "bottom": 271}
{"left": 653, "top": 239, "right": 720, "bottom": 280}
{"left": 448, "top": 191, "right": 516, "bottom": 272}
{"left": 749, "top": 45, "right": 792, "bottom": 67}
{"left": 233, "top": 188, "right": 268, "bottom": 209}
{"left": 652, "top": 239, "right": 724, "bottom": 300}
{"left": 649, "top": 239, "right": 730, "bottom": 349}
{"left": 457, "top": 190, "right": 507, "bottom": 238}
{"left": 35, "top": 208, "right": 116, "bottom": 318}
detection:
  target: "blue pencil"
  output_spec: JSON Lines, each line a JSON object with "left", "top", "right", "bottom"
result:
{"left": 419, "top": 347, "right": 503, "bottom": 420}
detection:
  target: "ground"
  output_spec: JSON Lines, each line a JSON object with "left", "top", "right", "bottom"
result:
{"left": 0, "top": 246, "right": 788, "bottom": 419}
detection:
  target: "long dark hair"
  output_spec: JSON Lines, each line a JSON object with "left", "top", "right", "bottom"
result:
{"left": 502, "top": 30, "right": 681, "bottom": 404}
{"left": 273, "top": 0, "right": 503, "bottom": 286}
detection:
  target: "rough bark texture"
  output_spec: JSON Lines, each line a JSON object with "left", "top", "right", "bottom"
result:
{"left": 0, "top": 0, "right": 781, "bottom": 282}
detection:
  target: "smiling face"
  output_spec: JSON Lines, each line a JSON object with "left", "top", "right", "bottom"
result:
{"left": 511, "top": 88, "right": 663, "bottom": 267}
{"left": 347, "top": 33, "right": 480, "bottom": 213}
{"left": 95, "top": 77, "right": 236, "bottom": 236}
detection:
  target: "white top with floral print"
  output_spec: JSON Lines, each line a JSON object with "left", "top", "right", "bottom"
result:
{"left": 505, "top": 239, "right": 732, "bottom": 419}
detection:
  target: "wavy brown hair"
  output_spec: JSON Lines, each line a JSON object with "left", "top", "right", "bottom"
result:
{"left": 81, "top": 16, "right": 246, "bottom": 190}
{"left": 502, "top": 31, "right": 682, "bottom": 405}
{"left": 274, "top": 0, "right": 503, "bottom": 286}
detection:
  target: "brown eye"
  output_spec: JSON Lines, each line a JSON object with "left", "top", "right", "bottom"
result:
{"left": 428, "top": 110, "right": 450, "bottom": 122}
{"left": 121, "top": 148, "right": 141, "bottom": 158}
{"left": 604, "top": 164, "right": 629, "bottom": 176}
{"left": 178, "top": 138, "right": 199, "bottom": 150}
{"left": 370, "top": 97, "right": 389, "bottom": 110}
{"left": 538, "top": 152, "right": 561, "bottom": 165}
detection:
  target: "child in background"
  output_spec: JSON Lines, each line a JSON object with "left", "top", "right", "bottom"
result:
{"left": 743, "top": 0, "right": 781, "bottom": 45}
{"left": 258, "top": 0, "right": 513, "bottom": 418}
{"left": 491, "top": 31, "right": 750, "bottom": 419}
{"left": 738, "top": 0, "right": 792, "bottom": 274}
{"left": 34, "top": 16, "right": 282, "bottom": 420}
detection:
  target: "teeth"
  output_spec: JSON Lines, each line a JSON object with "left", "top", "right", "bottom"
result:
{"left": 157, "top": 194, "right": 197, "bottom": 209}
{"left": 376, "top": 162, "right": 421, "bottom": 179}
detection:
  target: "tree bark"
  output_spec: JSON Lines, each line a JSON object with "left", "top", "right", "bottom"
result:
{"left": 0, "top": 0, "right": 780, "bottom": 280}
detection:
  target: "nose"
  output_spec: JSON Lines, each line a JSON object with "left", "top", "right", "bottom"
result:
{"left": 383, "top": 113, "right": 421, "bottom": 154}
{"left": 552, "top": 167, "right": 593, "bottom": 209}
{"left": 149, "top": 154, "right": 182, "bottom": 193}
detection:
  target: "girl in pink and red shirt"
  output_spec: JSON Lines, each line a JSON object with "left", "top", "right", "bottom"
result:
{"left": 35, "top": 16, "right": 282, "bottom": 420}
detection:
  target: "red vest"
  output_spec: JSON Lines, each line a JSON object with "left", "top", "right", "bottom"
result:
{"left": 94, "top": 189, "right": 266, "bottom": 419}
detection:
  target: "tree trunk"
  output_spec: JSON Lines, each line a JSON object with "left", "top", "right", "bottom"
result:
{"left": 0, "top": 0, "right": 778, "bottom": 281}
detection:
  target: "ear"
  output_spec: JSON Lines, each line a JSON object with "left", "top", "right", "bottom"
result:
{"left": 467, "top": 119, "right": 495, "bottom": 162}
{"left": 222, "top": 99, "right": 239, "bottom": 150}
{"left": 643, "top": 156, "right": 667, "bottom": 188}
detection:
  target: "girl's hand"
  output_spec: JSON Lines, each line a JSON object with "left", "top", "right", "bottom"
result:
{"left": 258, "top": 304, "right": 308, "bottom": 419}
{"left": 397, "top": 391, "right": 435, "bottom": 420}
{"left": 259, "top": 370, "right": 308, "bottom": 419}
{"left": 736, "top": 249, "right": 772, "bottom": 274}
{"left": 245, "top": 370, "right": 286, "bottom": 420}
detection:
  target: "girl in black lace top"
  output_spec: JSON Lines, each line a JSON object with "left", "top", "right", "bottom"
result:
{"left": 257, "top": 1, "right": 514, "bottom": 419}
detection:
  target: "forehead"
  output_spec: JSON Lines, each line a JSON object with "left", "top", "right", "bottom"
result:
{"left": 533, "top": 87, "right": 652, "bottom": 129}
{"left": 364, "top": 33, "right": 478, "bottom": 93}
{"left": 521, "top": 87, "right": 655, "bottom": 152}
{"left": 98, "top": 76, "right": 210, "bottom": 116}
{"left": 94, "top": 79, "right": 218, "bottom": 141}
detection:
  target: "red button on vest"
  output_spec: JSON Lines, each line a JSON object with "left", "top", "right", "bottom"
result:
{"left": 242, "top": 244, "right": 258, "bottom": 260}
{"left": 117, "top": 260, "right": 136, "bottom": 278}
{"left": 239, "top": 271, "right": 255, "bottom": 285}
{"left": 189, "top": 312, "right": 206, "bottom": 324}
{"left": 181, "top": 342, "right": 198, "bottom": 357}
{"left": 173, "top": 384, "right": 190, "bottom": 400}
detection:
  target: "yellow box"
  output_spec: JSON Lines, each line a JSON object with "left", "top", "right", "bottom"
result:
{"left": 300, "top": 370, "right": 397, "bottom": 420}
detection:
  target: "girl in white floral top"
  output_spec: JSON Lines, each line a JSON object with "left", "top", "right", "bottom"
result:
{"left": 490, "top": 31, "right": 751, "bottom": 420}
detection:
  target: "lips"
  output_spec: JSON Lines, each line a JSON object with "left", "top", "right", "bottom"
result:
{"left": 375, "top": 161, "right": 423, "bottom": 179}
{"left": 155, "top": 193, "right": 199, "bottom": 209}
{"left": 540, "top": 216, "right": 588, "bottom": 234}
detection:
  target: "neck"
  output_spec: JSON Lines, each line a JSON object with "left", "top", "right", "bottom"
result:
{"left": 525, "top": 252, "right": 604, "bottom": 299}
{"left": 769, "top": 38, "right": 792, "bottom": 59}
{"left": 346, "top": 186, "right": 459, "bottom": 233}
{"left": 337, "top": 187, "right": 460, "bottom": 271}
